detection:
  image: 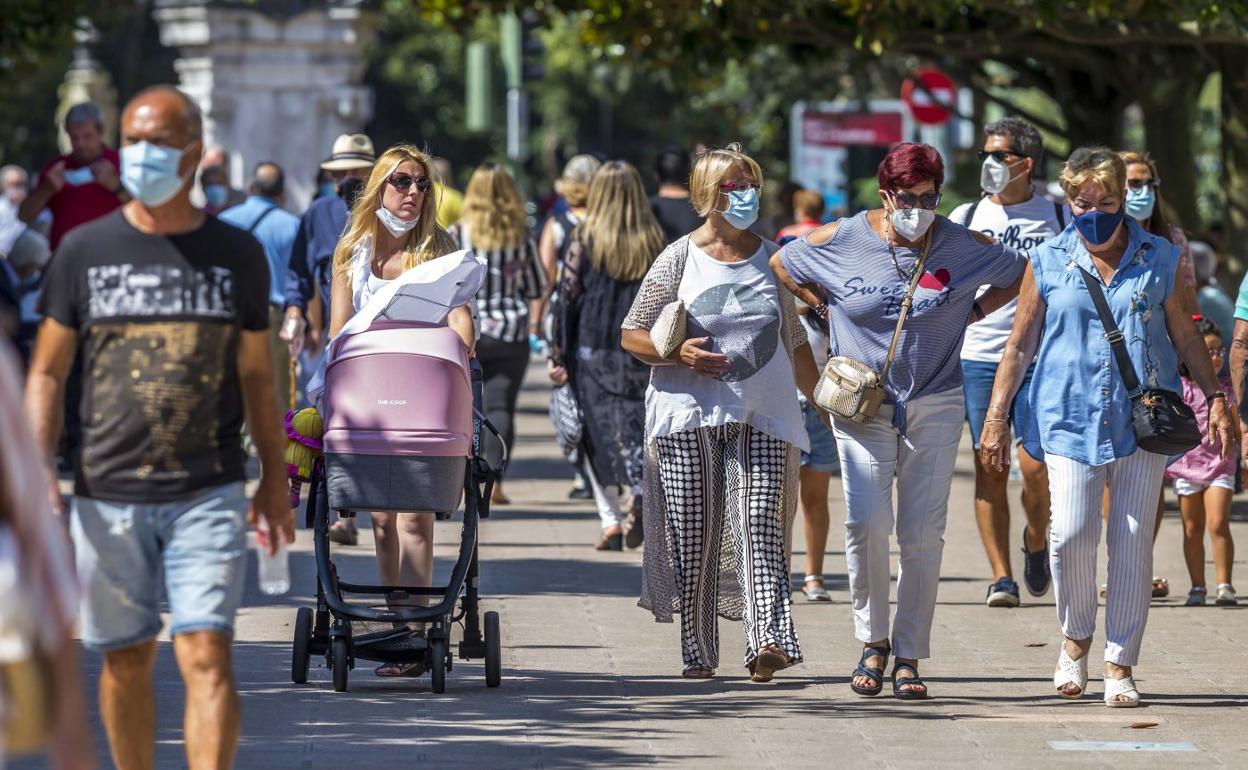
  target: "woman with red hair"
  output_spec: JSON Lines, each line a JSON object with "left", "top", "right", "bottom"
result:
{"left": 772, "top": 142, "right": 1026, "bottom": 699}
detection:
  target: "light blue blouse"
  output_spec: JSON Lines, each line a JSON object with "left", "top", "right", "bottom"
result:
{"left": 1030, "top": 219, "right": 1181, "bottom": 466}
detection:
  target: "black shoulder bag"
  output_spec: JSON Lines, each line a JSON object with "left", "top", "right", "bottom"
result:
{"left": 1077, "top": 266, "right": 1201, "bottom": 455}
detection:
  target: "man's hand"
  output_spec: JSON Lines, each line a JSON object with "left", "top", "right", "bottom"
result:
{"left": 42, "top": 161, "right": 66, "bottom": 193}
{"left": 279, "top": 307, "right": 306, "bottom": 358}
{"left": 248, "top": 475, "right": 294, "bottom": 555}
{"left": 678, "top": 336, "right": 730, "bottom": 378}
{"left": 90, "top": 158, "right": 120, "bottom": 193}
{"left": 547, "top": 359, "right": 568, "bottom": 385}
{"left": 45, "top": 463, "right": 66, "bottom": 516}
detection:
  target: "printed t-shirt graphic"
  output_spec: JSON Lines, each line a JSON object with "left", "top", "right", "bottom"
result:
{"left": 38, "top": 210, "right": 270, "bottom": 502}
{"left": 686, "top": 282, "right": 779, "bottom": 382}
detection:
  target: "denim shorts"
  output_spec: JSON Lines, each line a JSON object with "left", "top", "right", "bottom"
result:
{"left": 962, "top": 359, "right": 1044, "bottom": 461}
{"left": 71, "top": 482, "right": 248, "bottom": 650}
{"left": 800, "top": 400, "right": 840, "bottom": 473}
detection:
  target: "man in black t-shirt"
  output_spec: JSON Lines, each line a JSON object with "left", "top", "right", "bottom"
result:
{"left": 25, "top": 85, "right": 290, "bottom": 769}
{"left": 650, "top": 146, "right": 703, "bottom": 243}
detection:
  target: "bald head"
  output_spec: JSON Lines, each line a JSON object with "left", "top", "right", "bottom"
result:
{"left": 122, "top": 85, "right": 203, "bottom": 149}
{"left": 251, "top": 161, "right": 284, "bottom": 199}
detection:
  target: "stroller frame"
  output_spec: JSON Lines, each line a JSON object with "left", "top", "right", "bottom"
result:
{"left": 291, "top": 362, "right": 506, "bottom": 693}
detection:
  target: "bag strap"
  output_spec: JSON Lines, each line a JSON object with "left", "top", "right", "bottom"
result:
{"left": 1076, "top": 265, "right": 1143, "bottom": 398}
{"left": 878, "top": 222, "right": 936, "bottom": 383}
{"left": 1053, "top": 200, "right": 1066, "bottom": 230}
{"left": 247, "top": 204, "right": 278, "bottom": 233}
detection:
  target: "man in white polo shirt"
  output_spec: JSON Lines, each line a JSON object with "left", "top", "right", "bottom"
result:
{"left": 951, "top": 117, "right": 1066, "bottom": 608}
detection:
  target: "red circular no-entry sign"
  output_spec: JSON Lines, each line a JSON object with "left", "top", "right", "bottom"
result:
{"left": 901, "top": 67, "right": 957, "bottom": 126}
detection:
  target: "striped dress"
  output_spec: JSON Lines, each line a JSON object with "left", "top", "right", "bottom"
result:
{"left": 450, "top": 224, "right": 545, "bottom": 343}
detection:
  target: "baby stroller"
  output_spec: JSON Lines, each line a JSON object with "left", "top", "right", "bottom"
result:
{"left": 290, "top": 255, "right": 504, "bottom": 693}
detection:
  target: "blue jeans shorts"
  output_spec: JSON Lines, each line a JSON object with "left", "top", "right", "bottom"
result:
{"left": 800, "top": 400, "right": 840, "bottom": 473}
{"left": 962, "top": 359, "right": 1044, "bottom": 461}
{"left": 71, "top": 482, "right": 248, "bottom": 650}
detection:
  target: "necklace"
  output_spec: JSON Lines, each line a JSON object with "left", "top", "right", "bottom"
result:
{"left": 883, "top": 217, "right": 916, "bottom": 281}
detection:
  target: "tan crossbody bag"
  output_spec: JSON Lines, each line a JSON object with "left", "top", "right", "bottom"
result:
{"left": 813, "top": 224, "right": 935, "bottom": 425}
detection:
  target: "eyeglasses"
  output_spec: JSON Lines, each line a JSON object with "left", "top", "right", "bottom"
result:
{"left": 387, "top": 173, "right": 432, "bottom": 194}
{"left": 977, "top": 150, "right": 1026, "bottom": 163}
{"left": 1208, "top": 346, "right": 1225, "bottom": 356}
{"left": 889, "top": 191, "right": 941, "bottom": 210}
{"left": 1127, "top": 178, "right": 1160, "bottom": 190}
{"left": 719, "top": 180, "right": 761, "bottom": 192}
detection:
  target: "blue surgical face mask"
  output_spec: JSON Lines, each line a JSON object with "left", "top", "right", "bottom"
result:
{"left": 721, "top": 188, "right": 759, "bottom": 230}
{"left": 203, "top": 184, "right": 228, "bottom": 209}
{"left": 1124, "top": 186, "right": 1156, "bottom": 221}
{"left": 120, "top": 141, "right": 193, "bottom": 207}
{"left": 1073, "top": 207, "right": 1125, "bottom": 246}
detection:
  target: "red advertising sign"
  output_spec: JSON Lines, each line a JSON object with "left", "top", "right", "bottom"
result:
{"left": 901, "top": 67, "right": 957, "bottom": 126}
{"left": 801, "top": 112, "right": 905, "bottom": 148}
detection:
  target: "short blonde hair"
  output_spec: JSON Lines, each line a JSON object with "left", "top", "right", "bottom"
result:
{"left": 689, "top": 143, "right": 764, "bottom": 217}
{"left": 1059, "top": 145, "right": 1126, "bottom": 201}
{"left": 792, "top": 189, "right": 824, "bottom": 219}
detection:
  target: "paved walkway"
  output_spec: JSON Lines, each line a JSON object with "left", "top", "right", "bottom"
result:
{"left": 16, "top": 362, "right": 1248, "bottom": 769}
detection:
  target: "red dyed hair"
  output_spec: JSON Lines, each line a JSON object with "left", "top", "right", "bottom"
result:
{"left": 877, "top": 142, "right": 944, "bottom": 192}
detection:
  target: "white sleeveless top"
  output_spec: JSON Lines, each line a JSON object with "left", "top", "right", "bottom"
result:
{"left": 350, "top": 236, "right": 393, "bottom": 311}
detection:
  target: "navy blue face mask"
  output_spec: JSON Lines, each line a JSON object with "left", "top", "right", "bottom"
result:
{"left": 1073, "top": 207, "right": 1124, "bottom": 245}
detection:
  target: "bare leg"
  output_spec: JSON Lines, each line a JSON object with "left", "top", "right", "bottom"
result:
{"left": 1018, "top": 446, "right": 1050, "bottom": 551}
{"left": 371, "top": 511, "right": 401, "bottom": 586}
{"left": 1205, "top": 486, "right": 1235, "bottom": 586}
{"left": 1152, "top": 489, "right": 1165, "bottom": 544}
{"left": 799, "top": 467, "right": 832, "bottom": 582}
{"left": 173, "top": 631, "right": 239, "bottom": 770}
{"left": 100, "top": 640, "right": 157, "bottom": 770}
{"left": 971, "top": 451, "right": 1012, "bottom": 579}
{"left": 1180, "top": 492, "right": 1207, "bottom": 589}
{"left": 396, "top": 512, "right": 435, "bottom": 599}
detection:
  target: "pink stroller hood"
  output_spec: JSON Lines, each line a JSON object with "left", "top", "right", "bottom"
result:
{"left": 322, "top": 324, "right": 473, "bottom": 457}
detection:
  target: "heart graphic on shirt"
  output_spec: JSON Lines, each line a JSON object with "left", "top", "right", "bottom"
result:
{"left": 918, "top": 268, "right": 951, "bottom": 291}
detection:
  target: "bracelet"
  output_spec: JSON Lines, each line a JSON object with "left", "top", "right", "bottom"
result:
{"left": 986, "top": 403, "right": 1009, "bottom": 415}
{"left": 984, "top": 418, "right": 1008, "bottom": 424}
{"left": 813, "top": 301, "right": 829, "bottom": 319}
{"left": 1207, "top": 390, "right": 1227, "bottom": 405}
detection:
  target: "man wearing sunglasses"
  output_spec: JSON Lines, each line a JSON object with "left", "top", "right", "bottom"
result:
{"left": 951, "top": 117, "right": 1067, "bottom": 609}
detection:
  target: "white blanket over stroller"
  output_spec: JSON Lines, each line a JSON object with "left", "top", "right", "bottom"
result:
{"left": 306, "top": 249, "right": 487, "bottom": 404}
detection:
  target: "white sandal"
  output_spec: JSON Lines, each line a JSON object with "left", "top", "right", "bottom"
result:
{"left": 1104, "top": 675, "right": 1141, "bottom": 708}
{"left": 1053, "top": 647, "right": 1088, "bottom": 699}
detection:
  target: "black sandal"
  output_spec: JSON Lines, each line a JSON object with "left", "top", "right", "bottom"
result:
{"left": 849, "top": 644, "right": 890, "bottom": 696}
{"left": 892, "top": 661, "right": 929, "bottom": 700}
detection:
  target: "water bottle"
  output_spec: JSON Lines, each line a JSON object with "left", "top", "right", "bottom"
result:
{"left": 255, "top": 517, "right": 290, "bottom": 595}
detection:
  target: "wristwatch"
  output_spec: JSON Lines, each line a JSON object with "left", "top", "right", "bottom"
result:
{"left": 1206, "top": 390, "right": 1227, "bottom": 405}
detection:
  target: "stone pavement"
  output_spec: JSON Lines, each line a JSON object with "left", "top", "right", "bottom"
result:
{"left": 15, "top": 362, "right": 1248, "bottom": 769}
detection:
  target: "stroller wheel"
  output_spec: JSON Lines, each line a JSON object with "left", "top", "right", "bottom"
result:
{"left": 331, "top": 635, "right": 350, "bottom": 692}
{"left": 291, "top": 607, "right": 313, "bottom": 684}
{"left": 430, "top": 635, "right": 448, "bottom": 694}
{"left": 484, "top": 611, "right": 501, "bottom": 688}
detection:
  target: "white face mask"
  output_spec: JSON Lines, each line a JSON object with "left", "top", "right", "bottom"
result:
{"left": 980, "top": 155, "right": 1023, "bottom": 195}
{"left": 889, "top": 205, "right": 936, "bottom": 241}
{"left": 376, "top": 206, "right": 419, "bottom": 237}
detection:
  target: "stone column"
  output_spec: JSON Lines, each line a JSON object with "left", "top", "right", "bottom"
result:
{"left": 153, "top": 0, "right": 376, "bottom": 212}
{"left": 57, "top": 17, "right": 119, "bottom": 153}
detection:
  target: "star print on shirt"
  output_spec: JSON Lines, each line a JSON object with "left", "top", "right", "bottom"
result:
{"left": 686, "top": 283, "right": 780, "bottom": 382}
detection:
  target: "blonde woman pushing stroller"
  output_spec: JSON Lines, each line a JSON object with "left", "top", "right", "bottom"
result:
{"left": 328, "top": 144, "right": 476, "bottom": 676}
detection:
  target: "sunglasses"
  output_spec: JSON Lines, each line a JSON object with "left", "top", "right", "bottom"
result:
{"left": 719, "top": 180, "right": 761, "bottom": 192}
{"left": 1127, "top": 178, "right": 1160, "bottom": 190}
{"left": 977, "top": 150, "right": 1026, "bottom": 163}
{"left": 889, "top": 191, "right": 941, "bottom": 210}
{"left": 387, "top": 172, "right": 432, "bottom": 193}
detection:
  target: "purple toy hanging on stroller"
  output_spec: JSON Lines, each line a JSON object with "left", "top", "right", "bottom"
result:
{"left": 291, "top": 251, "right": 505, "bottom": 693}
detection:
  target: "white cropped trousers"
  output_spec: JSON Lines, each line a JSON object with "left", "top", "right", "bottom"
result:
{"left": 1046, "top": 449, "right": 1167, "bottom": 666}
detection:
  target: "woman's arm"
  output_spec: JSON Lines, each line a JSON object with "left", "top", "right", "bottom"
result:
{"left": 538, "top": 218, "right": 559, "bottom": 286}
{"left": 1164, "top": 271, "right": 1239, "bottom": 454}
{"left": 448, "top": 304, "right": 476, "bottom": 352}
{"left": 327, "top": 267, "right": 353, "bottom": 339}
{"left": 974, "top": 271, "right": 1024, "bottom": 319}
{"left": 769, "top": 251, "right": 825, "bottom": 312}
{"left": 980, "top": 263, "right": 1045, "bottom": 471}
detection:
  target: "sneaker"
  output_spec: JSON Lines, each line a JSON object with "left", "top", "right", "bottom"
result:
{"left": 1021, "top": 525, "right": 1050, "bottom": 597}
{"left": 1216, "top": 584, "right": 1238, "bottom": 606}
{"left": 1185, "top": 586, "right": 1207, "bottom": 606}
{"left": 327, "top": 517, "right": 358, "bottom": 546}
{"left": 986, "top": 576, "right": 1021, "bottom": 608}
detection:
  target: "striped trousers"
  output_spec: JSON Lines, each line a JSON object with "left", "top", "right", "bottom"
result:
{"left": 1047, "top": 450, "right": 1167, "bottom": 666}
{"left": 654, "top": 423, "right": 801, "bottom": 670}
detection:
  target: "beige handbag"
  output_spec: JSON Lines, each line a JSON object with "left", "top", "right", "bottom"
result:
{"left": 814, "top": 225, "right": 935, "bottom": 425}
{"left": 650, "top": 300, "right": 687, "bottom": 358}
{"left": 648, "top": 237, "right": 693, "bottom": 359}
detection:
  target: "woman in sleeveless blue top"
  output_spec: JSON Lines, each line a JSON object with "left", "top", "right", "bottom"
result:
{"left": 980, "top": 147, "right": 1236, "bottom": 707}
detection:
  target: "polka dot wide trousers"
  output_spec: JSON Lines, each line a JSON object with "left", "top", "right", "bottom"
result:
{"left": 654, "top": 423, "right": 801, "bottom": 670}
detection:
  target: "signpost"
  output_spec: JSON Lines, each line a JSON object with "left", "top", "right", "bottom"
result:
{"left": 901, "top": 67, "right": 957, "bottom": 126}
